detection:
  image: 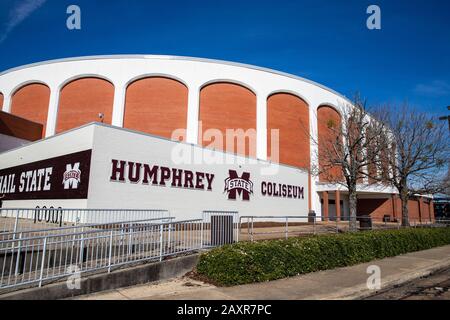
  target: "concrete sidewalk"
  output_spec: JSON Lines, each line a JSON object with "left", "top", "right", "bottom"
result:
{"left": 75, "top": 245, "right": 450, "bottom": 300}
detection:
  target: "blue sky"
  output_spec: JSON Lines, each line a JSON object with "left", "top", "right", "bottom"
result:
{"left": 0, "top": 0, "right": 449, "bottom": 116}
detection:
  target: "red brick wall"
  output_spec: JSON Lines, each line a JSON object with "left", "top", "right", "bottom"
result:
{"left": 408, "top": 199, "right": 421, "bottom": 221}
{"left": 422, "top": 200, "right": 431, "bottom": 221}
{"left": 317, "top": 106, "right": 343, "bottom": 182}
{"left": 57, "top": 78, "right": 114, "bottom": 134}
{"left": 199, "top": 82, "right": 256, "bottom": 157}
{"left": 10, "top": 83, "right": 50, "bottom": 138}
{"left": 430, "top": 201, "right": 435, "bottom": 221}
{"left": 124, "top": 77, "right": 188, "bottom": 140}
{"left": 267, "top": 93, "right": 310, "bottom": 169}
{"left": 357, "top": 198, "right": 393, "bottom": 220}
{"left": 357, "top": 196, "right": 433, "bottom": 222}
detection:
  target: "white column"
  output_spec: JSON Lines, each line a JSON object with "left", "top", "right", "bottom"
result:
{"left": 309, "top": 103, "right": 320, "bottom": 214}
{"left": 111, "top": 82, "right": 126, "bottom": 127}
{"left": 45, "top": 86, "right": 60, "bottom": 137}
{"left": 2, "top": 92, "right": 11, "bottom": 112}
{"left": 256, "top": 93, "right": 268, "bottom": 161}
{"left": 186, "top": 84, "right": 200, "bottom": 144}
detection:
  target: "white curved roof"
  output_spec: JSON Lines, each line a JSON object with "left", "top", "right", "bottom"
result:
{"left": 0, "top": 54, "right": 351, "bottom": 104}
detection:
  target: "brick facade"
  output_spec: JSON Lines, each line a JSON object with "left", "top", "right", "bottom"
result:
{"left": 356, "top": 196, "right": 434, "bottom": 222}
{"left": 317, "top": 105, "right": 343, "bottom": 182}
{"left": 57, "top": 78, "right": 114, "bottom": 134}
{"left": 267, "top": 93, "right": 310, "bottom": 170}
{"left": 199, "top": 83, "right": 257, "bottom": 157}
{"left": 124, "top": 77, "right": 188, "bottom": 140}
{"left": 11, "top": 83, "right": 50, "bottom": 137}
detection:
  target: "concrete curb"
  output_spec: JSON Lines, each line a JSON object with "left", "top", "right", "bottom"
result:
{"left": 308, "top": 257, "right": 450, "bottom": 300}
{"left": 0, "top": 254, "right": 200, "bottom": 300}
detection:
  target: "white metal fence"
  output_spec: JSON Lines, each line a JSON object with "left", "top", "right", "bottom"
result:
{"left": 202, "top": 211, "right": 239, "bottom": 247}
{"left": 239, "top": 215, "right": 448, "bottom": 242}
{"left": 0, "top": 208, "right": 171, "bottom": 236}
{"left": 0, "top": 217, "right": 175, "bottom": 249}
{"left": 3, "top": 208, "right": 444, "bottom": 294}
{"left": 0, "top": 209, "right": 240, "bottom": 293}
{"left": 0, "top": 218, "right": 202, "bottom": 292}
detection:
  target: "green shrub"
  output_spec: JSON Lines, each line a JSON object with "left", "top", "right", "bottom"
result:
{"left": 196, "top": 227, "right": 450, "bottom": 286}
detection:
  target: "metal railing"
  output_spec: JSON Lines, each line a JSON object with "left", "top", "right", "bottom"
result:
{"left": 239, "top": 215, "right": 446, "bottom": 242}
{"left": 240, "top": 216, "right": 311, "bottom": 242}
{"left": 0, "top": 218, "right": 201, "bottom": 292}
{"left": 202, "top": 211, "right": 239, "bottom": 247}
{"left": 0, "top": 210, "right": 241, "bottom": 293}
{"left": 0, "top": 216, "right": 175, "bottom": 250}
{"left": 0, "top": 208, "right": 171, "bottom": 237}
{"left": 4, "top": 207, "right": 444, "bottom": 293}
{"left": 435, "top": 218, "right": 450, "bottom": 226}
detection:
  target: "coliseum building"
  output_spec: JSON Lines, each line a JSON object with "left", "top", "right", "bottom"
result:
{"left": 0, "top": 55, "right": 434, "bottom": 222}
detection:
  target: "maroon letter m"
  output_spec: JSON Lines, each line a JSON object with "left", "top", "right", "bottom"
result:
{"left": 226, "top": 170, "right": 251, "bottom": 201}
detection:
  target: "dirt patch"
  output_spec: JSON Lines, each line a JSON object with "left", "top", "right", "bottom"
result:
{"left": 184, "top": 269, "right": 223, "bottom": 287}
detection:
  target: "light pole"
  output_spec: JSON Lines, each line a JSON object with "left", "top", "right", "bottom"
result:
{"left": 440, "top": 107, "right": 450, "bottom": 196}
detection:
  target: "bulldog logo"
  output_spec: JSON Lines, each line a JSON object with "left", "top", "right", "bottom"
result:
{"left": 224, "top": 170, "right": 253, "bottom": 201}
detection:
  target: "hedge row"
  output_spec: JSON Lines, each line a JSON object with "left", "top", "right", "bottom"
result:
{"left": 196, "top": 227, "right": 450, "bottom": 286}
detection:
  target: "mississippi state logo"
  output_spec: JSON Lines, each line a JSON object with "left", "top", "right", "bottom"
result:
{"left": 224, "top": 170, "right": 253, "bottom": 201}
{"left": 63, "top": 163, "right": 81, "bottom": 190}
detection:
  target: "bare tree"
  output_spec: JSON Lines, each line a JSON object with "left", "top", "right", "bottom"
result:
{"left": 311, "top": 95, "right": 388, "bottom": 231}
{"left": 377, "top": 104, "right": 450, "bottom": 226}
{"left": 445, "top": 172, "right": 450, "bottom": 196}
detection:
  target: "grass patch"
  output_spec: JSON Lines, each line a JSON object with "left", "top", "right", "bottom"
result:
{"left": 196, "top": 227, "right": 450, "bottom": 286}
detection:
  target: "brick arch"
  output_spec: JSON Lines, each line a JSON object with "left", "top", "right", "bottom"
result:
{"left": 124, "top": 77, "right": 188, "bottom": 140}
{"left": 267, "top": 92, "right": 310, "bottom": 169}
{"left": 199, "top": 82, "right": 256, "bottom": 157}
{"left": 11, "top": 83, "right": 50, "bottom": 137}
{"left": 317, "top": 105, "right": 343, "bottom": 182}
{"left": 57, "top": 77, "right": 114, "bottom": 134}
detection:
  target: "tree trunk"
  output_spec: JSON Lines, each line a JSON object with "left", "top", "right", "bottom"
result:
{"left": 400, "top": 188, "right": 410, "bottom": 227}
{"left": 349, "top": 188, "right": 358, "bottom": 232}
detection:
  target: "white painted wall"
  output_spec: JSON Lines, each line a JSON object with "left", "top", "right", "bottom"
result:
{"left": 0, "top": 125, "right": 95, "bottom": 209}
{"left": 88, "top": 124, "right": 309, "bottom": 220}
{"left": 1, "top": 124, "right": 310, "bottom": 221}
